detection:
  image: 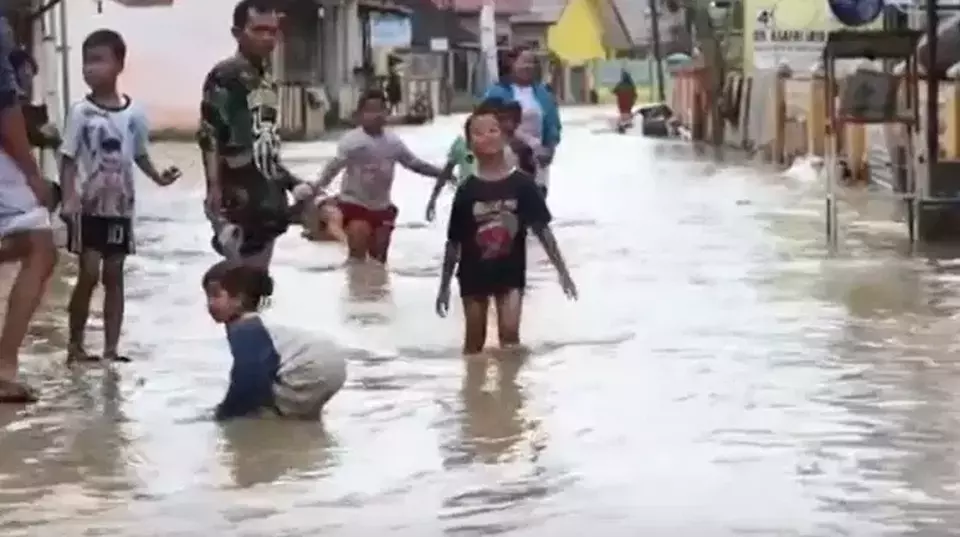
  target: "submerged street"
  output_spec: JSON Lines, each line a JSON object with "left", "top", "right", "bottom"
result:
{"left": 4, "top": 107, "right": 960, "bottom": 535}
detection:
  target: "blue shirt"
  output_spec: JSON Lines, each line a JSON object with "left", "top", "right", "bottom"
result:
{"left": 216, "top": 315, "right": 347, "bottom": 420}
{"left": 483, "top": 80, "right": 562, "bottom": 150}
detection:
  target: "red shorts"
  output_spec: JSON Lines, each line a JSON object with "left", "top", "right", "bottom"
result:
{"left": 337, "top": 201, "right": 398, "bottom": 231}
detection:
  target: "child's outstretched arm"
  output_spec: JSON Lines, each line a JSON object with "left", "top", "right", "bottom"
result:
{"left": 436, "top": 186, "right": 470, "bottom": 316}
{"left": 395, "top": 138, "right": 444, "bottom": 178}
{"left": 132, "top": 108, "right": 179, "bottom": 186}
{"left": 315, "top": 138, "right": 351, "bottom": 189}
{"left": 521, "top": 181, "right": 577, "bottom": 299}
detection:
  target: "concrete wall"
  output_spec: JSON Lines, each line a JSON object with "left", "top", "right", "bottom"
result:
{"left": 64, "top": 0, "right": 236, "bottom": 135}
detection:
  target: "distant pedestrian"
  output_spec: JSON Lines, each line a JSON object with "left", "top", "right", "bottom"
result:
{"left": 613, "top": 69, "right": 638, "bottom": 130}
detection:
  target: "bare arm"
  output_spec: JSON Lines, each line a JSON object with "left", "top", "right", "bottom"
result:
{"left": 315, "top": 154, "right": 347, "bottom": 189}
{"left": 428, "top": 160, "right": 456, "bottom": 202}
{"left": 439, "top": 240, "right": 460, "bottom": 291}
{"left": 198, "top": 149, "right": 221, "bottom": 201}
{"left": 134, "top": 154, "right": 166, "bottom": 185}
{"left": 132, "top": 107, "right": 168, "bottom": 186}
{"left": 531, "top": 224, "right": 572, "bottom": 282}
{"left": 397, "top": 139, "right": 444, "bottom": 178}
{"left": 60, "top": 155, "right": 78, "bottom": 206}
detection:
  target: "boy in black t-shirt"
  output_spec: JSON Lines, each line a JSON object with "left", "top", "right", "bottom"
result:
{"left": 434, "top": 109, "right": 577, "bottom": 354}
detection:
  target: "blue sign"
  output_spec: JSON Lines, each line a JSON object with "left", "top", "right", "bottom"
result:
{"left": 369, "top": 13, "right": 412, "bottom": 49}
{"left": 828, "top": 0, "right": 884, "bottom": 27}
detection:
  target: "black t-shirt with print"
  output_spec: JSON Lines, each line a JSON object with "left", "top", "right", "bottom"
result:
{"left": 447, "top": 169, "right": 551, "bottom": 296}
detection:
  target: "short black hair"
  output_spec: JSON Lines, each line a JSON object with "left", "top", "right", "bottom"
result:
{"left": 232, "top": 0, "right": 278, "bottom": 29}
{"left": 82, "top": 29, "right": 126, "bottom": 64}
{"left": 475, "top": 98, "right": 521, "bottom": 122}
{"left": 357, "top": 88, "right": 387, "bottom": 110}
{"left": 202, "top": 261, "right": 275, "bottom": 311}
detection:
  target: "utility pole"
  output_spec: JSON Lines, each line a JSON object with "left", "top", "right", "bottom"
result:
{"left": 444, "top": 0, "right": 455, "bottom": 113}
{"left": 924, "top": 0, "right": 939, "bottom": 173}
{"left": 648, "top": 0, "right": 667, "bottom": 102}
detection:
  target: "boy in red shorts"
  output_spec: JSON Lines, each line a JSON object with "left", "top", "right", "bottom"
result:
{"left": 313, "top": 89, "right": 444, "bottom": 263}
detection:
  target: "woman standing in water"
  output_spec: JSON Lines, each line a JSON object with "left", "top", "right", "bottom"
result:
{"left": 435, "top": 109, "right": 576, "bottom": 355}
{"left": 483, "top": 47, "right": 561, "bottom": 197}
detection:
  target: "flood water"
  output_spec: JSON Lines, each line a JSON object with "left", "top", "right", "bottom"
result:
{"left": 5, "top": 107, "right": 960, "bottom": 535}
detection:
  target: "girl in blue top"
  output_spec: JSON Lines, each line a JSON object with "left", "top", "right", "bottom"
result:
{"left": 483, "top": 46, "right": 561, "bottom": 196}
{"left": 202, "top": 261, "right": 346, "bottom": 421}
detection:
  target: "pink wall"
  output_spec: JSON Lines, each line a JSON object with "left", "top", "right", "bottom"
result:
{"left": 69, "top": 0, "right": 236, "bottom": 133}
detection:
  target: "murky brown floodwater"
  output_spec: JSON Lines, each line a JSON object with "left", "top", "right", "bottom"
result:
{"left": 5, "top": 107, "right": 960, "bottom": 535}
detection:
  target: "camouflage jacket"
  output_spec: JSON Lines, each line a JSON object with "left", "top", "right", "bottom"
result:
{"left": 198, "top": 53, "right": 297, "bottom": 233}
{"left": 197, "top": 53, "right": 289, "bottom": 183}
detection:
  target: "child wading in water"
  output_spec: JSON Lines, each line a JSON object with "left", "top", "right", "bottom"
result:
{"left": 61, "top": 30, "right": 180, "bottom": 363}
{"left": 435, "top": 110, "right": 577, "bottom": 354}
{"left": 203, "top": 261, "right": 347, "bottom": 420}
{"left": 313, "top": 89, "right": 444, "bottom": 263}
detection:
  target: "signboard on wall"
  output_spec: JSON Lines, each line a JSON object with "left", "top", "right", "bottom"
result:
{"left": 743, "top": 0, "right": 884, "bottom": 74}
{"left": 369, "top": 12, "right": 411, "bottom": 49}
{"left": 752, "top": 28, "right": 828, "bottom": 71}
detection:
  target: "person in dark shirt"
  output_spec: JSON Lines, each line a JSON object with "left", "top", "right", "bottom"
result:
{"left": 197, "top": 0, "right": 306, "bottom": 269}
{"left": 435, "top": 109, "right": 577, "bottom": 355}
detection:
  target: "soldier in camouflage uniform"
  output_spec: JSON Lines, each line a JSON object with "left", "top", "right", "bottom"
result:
{"left": 198, "top": 0, "right": 303, "bottom": 268}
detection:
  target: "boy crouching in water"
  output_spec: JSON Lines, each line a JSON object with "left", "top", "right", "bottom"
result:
{"left": 60, "top": 30, "right": 181, "bottom": 363}
{"left": 202, "top": 261, "right": 347, "bottom": 420}
{"left": 434, "top": 109, "right": 577, "bottom": 354}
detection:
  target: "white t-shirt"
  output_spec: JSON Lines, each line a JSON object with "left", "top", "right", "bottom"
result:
{"left": 512, "top": 85, "right": 544, "bottom": 144}
{"left": 60, "top": 95, "right": 149, "bottom": 218}
{"left": 512, "top": 85, "right": 549, "bottom": 187}
{"left": 329, "top": 127, "right": 422, "bottom": 210}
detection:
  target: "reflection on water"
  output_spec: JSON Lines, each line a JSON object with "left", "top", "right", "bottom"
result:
{"left": 218, "top": 419, "right": 337, "bottom": 488}
{"left": 7, "top": 111, "right": 960, "bottom": 533}
{"left": 446, "top": 351, "right": 535, "bottom": 466}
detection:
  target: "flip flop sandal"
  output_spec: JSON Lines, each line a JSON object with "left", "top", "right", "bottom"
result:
{"left": 102, "top": 354, "right": 132, "bottom": 363}
{"left": 0, "top": 379, "right": 37, "bottom": 403}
